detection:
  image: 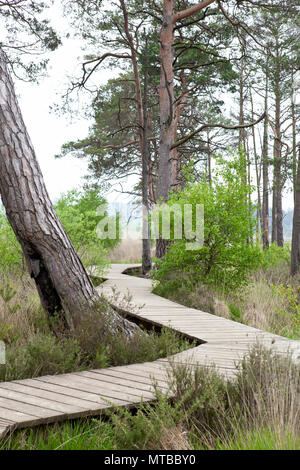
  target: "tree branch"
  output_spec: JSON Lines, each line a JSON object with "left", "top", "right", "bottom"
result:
{"left": 171, "top": 111, "right": 266, "bottom": 149}
{"left": 173, "top": 0, "right": 216, "bottom": 23}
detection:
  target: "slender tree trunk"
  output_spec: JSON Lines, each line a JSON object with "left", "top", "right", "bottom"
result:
{"left": 271, "top": 174, "right": 277, "bottom": 244}
{"left": 156, "top": 0, "right": 176, "bottom": 259}
{"left": 120, "top": 1, "right": 152, "bottom": 272}
{"left": 250, "top": 91, "right": 262, "bottom": 239}
{"left": 291, "top": 67, "right": 297, "bottom": 199}
{"left": 172, "top": 70, "right": 188, "bottom": 191}
{"left": 207, "top": 129, "right": 212, "bottom": 185}
{"left": 142, "top": 35, "right": 152, "bottom": 274}
{"left": 272, "top": 38, "right": 283, "bottom": 247}
{"left": 0, "top": 48, "right": 138, "bottom": 335}
{"left": 262, "top": 66, "right": 269, "bottom": 249}
{"left": 239, "top": 54, "right": 247, "bottom": 159}
{"left": 291, "top": 146, "right": 300, "bottom": 275}
{"left": 273, "top": 91, "right": 283, "bottom": 247}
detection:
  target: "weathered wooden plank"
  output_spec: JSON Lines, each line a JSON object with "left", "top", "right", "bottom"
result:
{"left": 35, "top": 374, "right": 155, "bottom": 401}
{"left": 106, "top": 365, "right": 170, "bottom": 384}
{"left": 0, "top": 381, "right": 105, "bottom": 409}
{"left": 0, "top": 406, "right": 44, "bottom": 424}
{"left": 73, "top": 370, "right": 163, "bottom": 393}
{"left": 15, "top": 379, "right": 128, "bottom": 406}
{"left": 78, "top": 369, "right": 169, "bottom": 390}
{"left": 0, "top": 387, "right": 87, "bottom": 414}
{"left": 0, "top": 396, "right": 64, "bottom": 419}
{"left": 0, "top": 263, "right": 299, "bottom": 440}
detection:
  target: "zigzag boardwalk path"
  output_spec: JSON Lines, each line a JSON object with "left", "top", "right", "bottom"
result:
{"left": 0, "top": 264, "right": 299, "bottom": 439}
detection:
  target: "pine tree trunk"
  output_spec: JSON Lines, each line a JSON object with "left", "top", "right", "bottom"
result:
{"left": 291, "top": 68, "right": 297, "bottom": 199}
{"left": 156, "top": 0, "right": 176, "bottom": 259}
{"left": 142, "top": 36, "right": 152, "bottom": 274}
{"left": 262, "top": 67, "right": 269, "bottom": 249}
{"left": 156, "top": 0, "right": 215, "bottom": 258}
{"left": 273, "top": 38, "right": 283, "bottom": 247}
{"left": 158, "top": 0, "right": 175, "bottom": 204}
{"left": 0, "top": 48, "right": 139, "bottom": 335}
{"left": 273, "top": 94, "right": 283, "bottom": 247}
{"left": 120, "top": 2, "right": 152, "bottom": 272}
{"left": 291, "top": 147, "right": 300, "bottom": 275}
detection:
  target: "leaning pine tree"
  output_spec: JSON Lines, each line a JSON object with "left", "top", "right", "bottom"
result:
{"left": 0, "top": 48, "right": 138, "bottom": 335}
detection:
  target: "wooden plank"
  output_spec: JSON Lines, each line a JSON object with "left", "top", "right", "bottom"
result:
{"left": 107, "top": 365, "right": 170, "bottom": 384}
{"left": 0, "top": 406, "right": 44, "bottom": 424}
{"left": 0, "top": 396, "right": 63, "bottom": 419}
{"left": 80, "top": 369, "right": 169, "bottom": 390}
{"left": 0, "top": 386, "right": 87, "bottom": 414}
{"left": 14, "top": 379, "right": 128, "bottom": 406}
{"left": 35, "top": 374, "right": 155, "bottom": 401}
{"left": 0, "top": 262, "right": 298, "bottom": 440}
{"left": 73, "top": 370, "right": 164, "bottom": 394}
{"left": 0, "top": 381, "right": 105, "bottom": 410}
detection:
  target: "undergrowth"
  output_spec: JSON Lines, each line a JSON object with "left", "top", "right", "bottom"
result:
{"left": 2, "top": 345, "right": 299, "bottom": 450}
{"left": 0, "top": 272, "right": 193, "bottom": 382}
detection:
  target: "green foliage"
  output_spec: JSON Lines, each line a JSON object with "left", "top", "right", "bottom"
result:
{"left": 215, "top": 426, "right": 300, "bottom": 450}
{"left": 260, "top": 243, "right": 291, "bottom": 269}
{"left": 0, "top": 210, "right": 23, "bottom": 272}
{"left": 1, "top": 345, "right": 299, "bottom": 450}
{"left": 153, "top": 153, "right": 262, "bottom": 292}
{"left": 1, "top": 419, "right": 115, "bottom": 451}
{"left": 0, "top": 273, "right": 194, "bottom": 382}
{"left": 107, "top": 390, "right": 182, "bottom": 450}
{"left": 228, "top": 304, "right": 244, "bottom": 323}
{"left": 0, "top": 188, "right": 117, "bottom": 273}
{"left": 0, "top": 334, "right": 84, "bottom": 382}
{"left": 272, "top": 284, "right": 300, "bottom": 338}
{"left": 54, "top": 188, "right": 119, "bottom": 268}
{"left": 0, "top": 1, "right": 61, "bottom": 81}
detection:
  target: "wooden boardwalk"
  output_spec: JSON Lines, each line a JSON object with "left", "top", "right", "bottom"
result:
{"left": 0, "top": 263, "right": 300, "bottom": 440}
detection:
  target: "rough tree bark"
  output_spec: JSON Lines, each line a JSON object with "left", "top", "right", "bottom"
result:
{"left": 0, "top": 48, "right": 139, "bottom": 335}
{"left": 156, "top": 0, "right": 215, "bottom": 259}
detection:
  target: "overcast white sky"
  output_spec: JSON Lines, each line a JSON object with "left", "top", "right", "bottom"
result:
{"left": 15, "top": 44, "right": 91, "bottom": 202}
{"left": 11, "top": 1, "right": 296, "bottom": 210}
{"left": 13, "top": 0, "right": 129, "bottom": 204}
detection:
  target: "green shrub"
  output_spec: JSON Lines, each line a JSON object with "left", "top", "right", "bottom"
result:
{"left": 153, "top": 153, "right": 262, "bottom": 293}
{"left": 1, "top": 419, "right": 115, "bottom": 450}
{"left": 0, "top": 210, "right": 23, "bottom": 272}
{"left": 0, "top": 277, "right": 194, "bottom": 382}
{"left": 260, "top": 243, "right": 291, "bottom": 268}
{"left": 1, "top": 345, "right": 299, "bottom": 450}
{"left": 0, "top": 334, "right": 83, "bottom": 381}
{"left": 54, "top": 188, "right": 119, "bottom": 268}
{"left": 271, "top": 284, "right": 300, "bottom": 338}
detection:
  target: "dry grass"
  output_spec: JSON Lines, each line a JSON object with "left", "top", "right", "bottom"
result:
{"left": 106, "top": 239, "right": 156, "bottom": 263}
{"left": 0, "top": 270, "right": 193, "bottom": 382}
{"left": 237, "top": 280, "right": 287, "bottom": 334}
{"left": 1, "top": 343, "right": 299, "bottom": 450}
{"left": 155, "top": 425, "right": 192, "bottom": 450}
{"left": 154, "top": 259, "right": 300, "bottom": 340}
{"left": 168, "top": 344, "right": 300, "bottom": 450}
{"left": 106, "top": 239, "right": 143, "bottom": 263}
{"left": 0, "top": 272, "right": 47, "bottom": 342}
